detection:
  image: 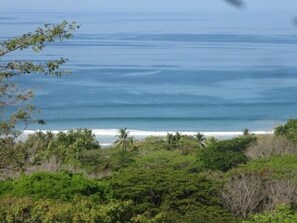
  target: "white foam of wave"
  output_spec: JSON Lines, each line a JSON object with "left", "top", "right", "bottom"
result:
{"left": 23, "top": 129, "right": 273, "bottom": 137}
{"left": 21, "top": 129, "right": 274, "bottom": 147}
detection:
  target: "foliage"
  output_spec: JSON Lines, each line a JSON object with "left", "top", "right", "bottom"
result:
{"left": 0, "top": 180, "right": 13, "bottom": 196}
{"left": 197, "top": 136, "right": 256, "bottom": 171}
{"left": 178, "top": 135, "right": 203, "bottom": 154}
{"left": 166, "top": 132, "right": 182, "bottom": 149}
{"left": 242, "top": 129, "right": 251, "bottom": 136}
{"left": 107, "top": 148, "right": 137, "bottom": 171}
{"left": 275, "top": 119, "right": 297, "bottom": 144}
{"left": 110, "top": 167, "right": 239, "bottom": 222}
{"left": 131, "top": 150, "right": 197, "bottom": 171}
{"left": 0, "top": 172, "right": 111, "bottom": 202}
{"left": 243, "top": 205, "right": 297, "bottom": 223}
{"left": 138, "top": 135, "right": 201, "bottom": 155}
{"left": 195, "top": 132, "right": 206, "bottom": 148}
{"left": 114, "top": 128, "right": 135, "bottom": 151}
{"left": 51, "top": 129, "right": 100, "bottom": 164}
{"left": 204, "top": 136, "right": 218, "bottom": 146}
{"left": 223, "top": 155, "right": 297, "bottom": 217}
{"left": 0, "top": 20, "right": 78, "bottom": 132}
{"left": 0, "top": 21, "right": 78, "bottom": 170}
{"left": 24, "top": 129, "right": 100, "bottom": 165}
{"left": 0, "top": 196, "right": 133, "bottom": 223}
{"left": 222, "top": 173, "right": 297, "bottom": 217}
{"left": 232, "top": 154, "right": 297, "bottom": 181}
{"left": 245, "top": 135, "right": 296, "bottom": 159}
{"left": 22, "top": 137, "right": 137, "bottom": 176}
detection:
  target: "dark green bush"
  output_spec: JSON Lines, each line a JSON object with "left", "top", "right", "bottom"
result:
{"left": 197, "top": 136, "right": 256, "bottom": 171}
{"left": 275, "top": 119, "right": 297, "bottom": 144}
{"left": 108, "top": 149, "right": 136, "bottom": 171}
{"left": 110, "top": 166, "right": 239, "bottom": 222}
{"left": 0, "top": 172, "right": 111, "bottom": 202}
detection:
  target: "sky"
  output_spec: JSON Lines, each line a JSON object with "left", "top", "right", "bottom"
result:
{"left": 1, "top": 0, "right": 297, "bottom": 14}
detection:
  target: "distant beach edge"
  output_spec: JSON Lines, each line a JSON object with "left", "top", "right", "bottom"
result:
{"left": 22, "top": 129, "right": 274, "bottom": 147}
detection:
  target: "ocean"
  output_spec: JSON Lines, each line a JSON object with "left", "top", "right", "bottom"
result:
{"left": 1, "top": 11, "right": 297, "bottom": 144}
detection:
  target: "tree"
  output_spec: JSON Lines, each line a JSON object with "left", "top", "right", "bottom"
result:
{"left": 166, "top": 132, "right": 182, "bottom": 149}
{"left": 110, "top": 166, "right": 239, "bottom": 223}
{"left": 242, "top": 129, "right": 250, "bottom": 136}
{"left": 197, "top": 136, "right": 256, "bottom": 171}
{"left": 195, "top": 132, "right": 206, "bottom": 148}
{"left": 166, "top": 133, "right": 174, "bottom": 145}
{"left": 115, "top": 128, "right": 134, "bottom": 151}
{"left": 274, "top": 119, "right": 297, "bottom": 144}
{"left": 0, "top": 21, "right": 79, "bottom": 170}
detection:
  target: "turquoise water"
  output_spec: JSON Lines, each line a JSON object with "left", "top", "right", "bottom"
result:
{"left": 1, "top": 11, "right": 297, "bottom": 132}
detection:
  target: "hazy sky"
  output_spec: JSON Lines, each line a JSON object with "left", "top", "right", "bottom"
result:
{"left": 1, "top": 0, "right": 297, "bottom": 14}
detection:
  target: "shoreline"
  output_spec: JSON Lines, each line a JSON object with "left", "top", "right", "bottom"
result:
{"left": 22, "top": 129, "right": 274, "bottom": 146}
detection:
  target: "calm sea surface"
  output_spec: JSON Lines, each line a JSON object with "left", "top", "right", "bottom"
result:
{"left": 1, "top": 11, "right": 297, "bottom": 132}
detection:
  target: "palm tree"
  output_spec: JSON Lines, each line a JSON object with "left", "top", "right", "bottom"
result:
{"left": 174, "top": 132, "right": 182, "bottom": 149}
{"left": 166, "top": 133, "right": 174, "bottom": 145}
{"left": 166, "top": 132, "right": 182, "bottom": 149}
{"left": 195, "top": 132, "right": 206, "bottom": 148}
{"left": 242, "top": 128, "right": 250, "bottom": 136}
{"left": 114, "top": 128, "right": 129, "bottom": 150}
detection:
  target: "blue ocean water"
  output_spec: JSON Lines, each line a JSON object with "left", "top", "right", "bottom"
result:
{"left": 1, "top": 11, "right": 297, "bottom": 132}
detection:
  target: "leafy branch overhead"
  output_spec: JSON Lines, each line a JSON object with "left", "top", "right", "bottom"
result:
{"left": 0, "top": 21, "right": 78, "bottom": 170}
{"left": 0, "top": 21, "right": 79, "bottom": 77}
{"left": 224, "top": 0, "right": 245, "bottom": 8}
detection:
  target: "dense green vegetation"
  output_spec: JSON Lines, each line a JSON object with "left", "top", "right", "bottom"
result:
{"left": 243, "top": 205, "right": 297, "bottom": 223}
{"left": 0, "top": 196, "right": 133, "bottom": 223}
{"left": 275, "top": 119, "right": 297, "bottom": 144}
{"left": 1, "top": 21, "right": 297, "bottom": 223}
{"left": 0, "top": 21, "right": 79, "bottom": 170}
{"left": 0, "top": 119, "right": 297, "bottom": 222}
{"left": 110, "top": 167, "right": 238, "bottom": 223}
{"left": 197, "top": 136, "right": 256, "bottom": 171}
{"left": 0, "top": 172, "right": 111, "bottom": 202}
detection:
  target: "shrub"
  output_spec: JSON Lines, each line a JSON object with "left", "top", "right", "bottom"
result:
{"left": 221, "top": 173, "right": 297, "bottom": 218}
{"left": 131, "top": 150, "right": 196, "bottom": 170}
{"left": 232, "top": 154, "right": 297, "bottom": 180}
{"left": 224, "top": 155, "right": 297, "bottom": 218}
{"left": 0, "top": 196, "right": 133, "bottom": 223}
{"left": 110, "top": 167, "right": 239, "bottom": 222}
{"left": 107, "top": 148, "right": 137, "bottom": 171}
{"left": 0, "top": 172, "right": 111, "bottom": 202}
{"left": 24, "top": 129, "right": 100, "bottom": 165}
{"left": 55, "top": 129, "right": 100, "bottom": 150}
{"left": 137, "top": 136, "right": 168, "bottom": 151}
{"left": 243, "top": 205, "right": 297, "bottom": 223}
{"left": 221, "top": 173, "right": 265, "bottom": 218}
{"left": 275, "top": 119, "right": 297, "bottom": 144}
{"left": 245, "top": 135, "right": 296, "bottom": 159}
{"left": 197, "top": 136, "right": 256, "bottom": 171}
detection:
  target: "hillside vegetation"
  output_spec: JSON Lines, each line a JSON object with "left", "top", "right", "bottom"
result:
{"left": 0, "top": 120, "right": 297, "bottom": 222}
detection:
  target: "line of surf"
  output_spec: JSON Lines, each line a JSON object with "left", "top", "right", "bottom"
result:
{"left": 23, "top": 129, "right": 273, "bottom": 137}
